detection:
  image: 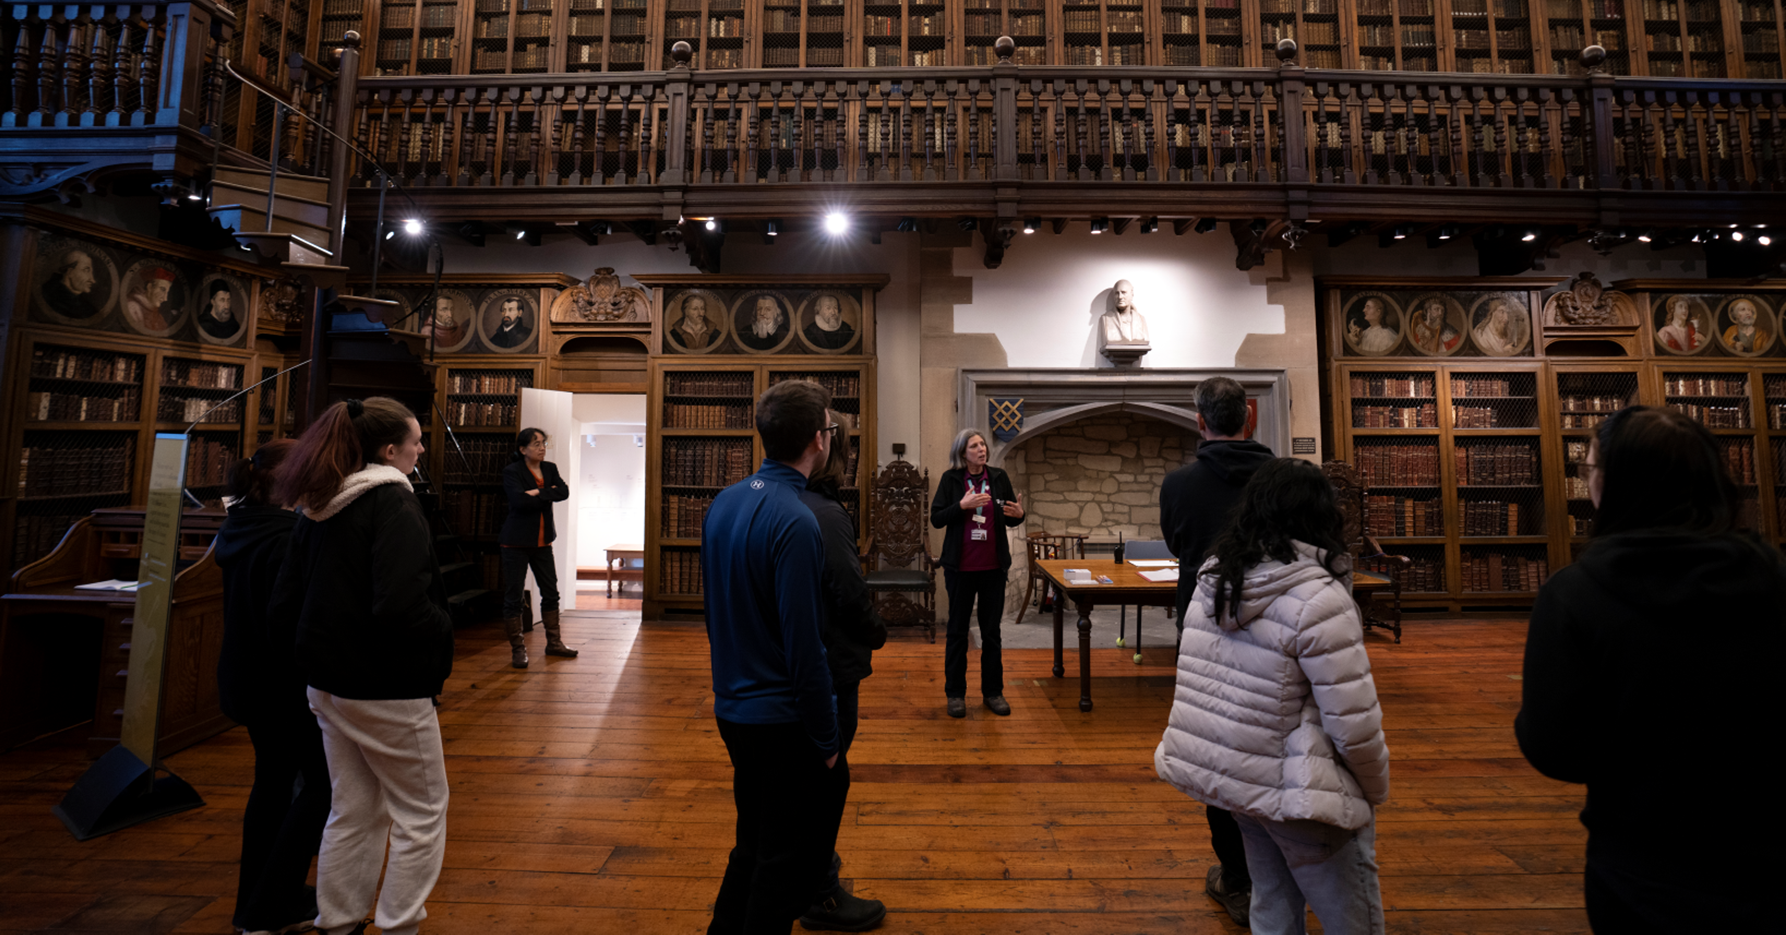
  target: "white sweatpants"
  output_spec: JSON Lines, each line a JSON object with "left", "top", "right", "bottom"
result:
{"left": 307, "top": 689, "right": 448, "bottom": 935}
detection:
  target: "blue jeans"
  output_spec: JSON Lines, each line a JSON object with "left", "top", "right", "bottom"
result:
{"left": 1234, "top": 811, "right": 1384, "bottom": 935}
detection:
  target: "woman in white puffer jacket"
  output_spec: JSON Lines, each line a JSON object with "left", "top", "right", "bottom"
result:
{"left": 1155, "top": 457, "right": 1390, "bottom": 935}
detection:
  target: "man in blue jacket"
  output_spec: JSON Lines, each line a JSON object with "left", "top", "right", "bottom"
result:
{"left": 703, "top": 379, "right": 880, "bottom": 934}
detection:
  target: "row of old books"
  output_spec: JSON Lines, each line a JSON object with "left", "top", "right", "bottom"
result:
{"left": 665, "top": 371, "right": 754, "bottom": 396}
{"left": 1461, "top": 500, "right": 1524, "bottom": 536}
{"left": 1455, "top": 444, "right": 1537, "bottom": 485}
{"left": 664, "top": 401, "right": 753, "bottom": 429}
{"left": 162, "top": 360, "right": 240, "bottom": 389}
{"left": 443, "top": 437, "right": 514, "bottom": 481}
{"left": 449, "top": 372, "right": 529, "bottom": 394}
{"left": 773, "top": 371, "right": 862, "bottom": 398}
{"left": 1354, "top": 403, "right": 1436, "bottom": 428}
{"left": 18, "top": 437, "right": 135, "bottom": 498}
{"left": 663, "top": 438, "right": 754, "bottom": 486}
{"left": 1450, "top": 377, "right": 1517, "bottom": 398}
{"left": 1365, "top": 494, "right": 1442, "bottom": 536}
{"left": 1350, "top": 375, "right": 1434, "bottom": 398}
{"left": 1721, "top": 438, "right": 1757, "bottom": 485}
{"left": 1453, "top": 406, "right": 1502, "bottom": 428}
{"left": 1671, "top": 402, "right": 1750, "bottom": 428}
{"left": 185, "top": 438, "right": 239, "bottom": 488}
{"left": 1665, "top": 375, "right": 1746, "bottom": 396}
{"left": 664, "top": 492, "right": 715, "bottom": 538}
{"left": 1559, "top": 393, "right": 1627, "bottom": 413}
{"left": 443, "top": 488, "right": 504, "bottom": 537}
{"left": 1461, "top": 552, "right": 1548, "bottom": 592}
{"left": 158, "top": 395, "right": 243, "bottom": 424}
{"left": 1356, "top": 443, "right": 1441, "bottom": 486}
{"left": 447, "top": 401, "right": 518, "bottom": 427}
{"left": 1565, "top": 474, "right": 1590, "bottom": 499}
{"left": 661, "top": 549, "right": 704, "bottom": 595}
{"left": 27, "top": 389, "right": 141, "bottom": 423}
{"left": 1364, "top": 552, "right": 1444, "bottom": 592}
{"left": 32, "top": 348, "right": 143, "bottom": 383}
{"left": 1769, "top": 403, "right": 1786, "bottom": 430}
{"left": 1560, "top": 412, "right": 1614, "bottom": 430}
{"left": 1571, "top": 514, "right": 1594, "bottom": 535}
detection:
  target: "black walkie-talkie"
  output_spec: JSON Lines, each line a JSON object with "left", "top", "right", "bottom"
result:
{"left": 1114, "top": 531, "right": 1125, "bottom": 565}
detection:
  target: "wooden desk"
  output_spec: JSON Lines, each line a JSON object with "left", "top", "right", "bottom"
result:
{"left": 1034, "top": 559, "right": 1179, "bottom": 713}
{"left": 604, "top": 544, "right": 645, "bottom": 597}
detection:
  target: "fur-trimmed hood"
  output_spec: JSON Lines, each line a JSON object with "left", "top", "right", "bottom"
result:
{"left": 305, "top": 464, "right": 413, "bottom": 522}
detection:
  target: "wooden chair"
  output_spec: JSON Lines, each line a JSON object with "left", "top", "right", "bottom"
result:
{"left": 859, "top": 458, "right": 939, "bottom": 643}
{"left": 1323, "top": 460, "right": 1411, "bottom": 643}
{"left": 1016, "top": 532, "right": 1087, "bottom": 625}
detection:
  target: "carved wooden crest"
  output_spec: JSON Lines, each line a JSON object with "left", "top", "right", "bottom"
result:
{"left": 549, "top": 267, "right": 650, "bottom": 323}
{"left": 1322, "top": 460, "right": 1365, "bottom": 559}
{"left": 1543, "top": 272, "right": 1636, "bottom": 327}
{"left": 868, "top": 459, "right": 929, "bottom": 569}
{"left": 259, "top": 277, "right": 303, "bottom": 324}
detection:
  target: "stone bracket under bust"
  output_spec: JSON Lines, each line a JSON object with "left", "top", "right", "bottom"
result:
{"left": 1099, "top": 278, "right": 1151, "bottom": 368}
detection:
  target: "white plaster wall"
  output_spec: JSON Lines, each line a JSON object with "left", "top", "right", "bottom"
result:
{"left": 1311, "top": 237, "right": 1711, "bottom": 281}
{"left": 430, "top": 230, "right": 922, "bottom": 469}
{"left": 569, "top": 394, "right": 647, "bottom": 574}
{"left": 950, "top": 228, "right": 1286, "bottom": 369}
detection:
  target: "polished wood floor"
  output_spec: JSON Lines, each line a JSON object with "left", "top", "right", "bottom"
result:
{"left": 0, "top": 614, "right": 1588, "bottom": 934}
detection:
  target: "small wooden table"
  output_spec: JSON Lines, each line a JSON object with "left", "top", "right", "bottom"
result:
{"left": 604, "top": 544, "right": 646, "bottom": 597}
{"left": 1034, "top": 559, "right": 1179, "bottom": 712}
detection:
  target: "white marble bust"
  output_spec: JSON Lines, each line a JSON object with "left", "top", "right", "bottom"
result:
{"left": 1100, "top": 279, "right": 1150, "bottom": 348}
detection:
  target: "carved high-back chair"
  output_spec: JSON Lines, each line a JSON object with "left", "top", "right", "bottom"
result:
{"left": 1323, "top": 460, "right": 1409, "bottom": 643}
{"left": 860, "top": 458, "right": 938, "bottom": 642}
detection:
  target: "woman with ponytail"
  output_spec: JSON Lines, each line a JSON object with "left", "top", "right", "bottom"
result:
{"left": 216, "top": 440, "right": 327, "bottom": 935}
{"left": 269, "top": 397, "right": 454, "bottom": 935}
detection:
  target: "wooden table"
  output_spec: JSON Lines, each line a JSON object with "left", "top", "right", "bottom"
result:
{"left": 1033, "top": 559, "right": 1179, "bottom": 712}
{"left": 604, "top": 544, "right": 645, "bottom": 597}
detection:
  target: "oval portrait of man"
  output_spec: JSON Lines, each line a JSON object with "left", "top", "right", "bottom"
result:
{"left": 194, "top": 274, "right": 251, "bottom": 346}
{"left": 480, "top": 290, "right": 539, "bottom": 353}
{"left": 663, "top": 289, "right": 729, "bottom": 354}
{"left": 119, "top": 257, "right": 190, "bottom": 337}
{"left": 419, "top": 289, "right": 477, "bottom": 353}
{"left": 795, "top": 291, "right": 863, "bottom": 354}
{"left": 1404, "top": 293, "right": 1468, "bottom": 357}
{"left": 1341, "top": 292, "right": 1404, "bottom": 356}
{"left": 1468, "top": 294, "right": 1531, "bottom": 357}
{"left": 33, "top": 237, "right": 120, "bottom": 326}
{"left": 1651, "top": 294, "right": 1713, "bottom": 356}
{"left": 731, "top": 290, "right": 796, "bottom": 354}
{"left": 1715, "top": 294, "right": 1776, "bottom": 357}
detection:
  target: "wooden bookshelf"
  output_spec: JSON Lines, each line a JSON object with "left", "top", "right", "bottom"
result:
{"left": 434, "top": 364, "right": 538, "bottom": 544}
{"left": 645, "top": 359, "right": 876, "bottom": 618}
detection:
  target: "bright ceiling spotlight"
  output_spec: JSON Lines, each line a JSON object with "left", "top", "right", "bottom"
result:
{"left": 1022, "top": 217, "right": 1038, "bottom": 234}
{"left": 403, "top": 218, "right": 424, "bottom": 236}
{"left": 1140, "top": 217, "right": 1158, "bottom": 234}
{"left": 705, "top": 218, "right": 718, "bottom": 232}
{"left": 1637, "top": 233, "right": 1652, "bottom": 243}
{"left": 516, "top": 229, "right": 527, "bottom": 240}
{"left": 1520, "top": 230, "right": 1538, "bottom": 242}
{"left": 1732, "top": 231, "right": 1745, "bottom": 242}
{"left": 1760, "top": 235, "right": 1773, "bottom": 246}
{"left": 1393, "top": 227, "right": 1407, "bottom": 240}
{"left": 825, "top": 211, "right": 848, "bottom": 235}
{"left": 1090, "top": 217, "right": 1108, "bottom": 234}
{"left": 1194, "top": 217, "right": 1217, "bottom": 234}
{"left": 187, "top": 192, "right": 203, "bottom": 202}
{"left": 765, "top": 219, "right": 780, "bottom": 236}
{"left": 384, "top": 229, "right": 395, "bottom": 241}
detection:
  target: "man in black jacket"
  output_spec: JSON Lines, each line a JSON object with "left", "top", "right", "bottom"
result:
{"left": 1158, "top": 375, "right": 1276, "bottom": 929}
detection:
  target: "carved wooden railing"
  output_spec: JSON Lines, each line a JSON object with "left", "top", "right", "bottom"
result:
{"left": 0, "top": 0, "right": 233, "bottom": 196}
{"left": 342, "top": 45, "right": 1786, "bottom": 203}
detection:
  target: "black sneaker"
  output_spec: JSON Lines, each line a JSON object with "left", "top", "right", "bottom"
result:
{"left": 946, "top": 697, "right": 967, "bottom": 718}
{"left": 983, "top": 695, "right": 1011, "bottom": 716}
{"left": 1205, "top": 864, "right": 1251, "bottom": 929}
{"left": 799, "top": 885, "right": 886, "bottom": 932}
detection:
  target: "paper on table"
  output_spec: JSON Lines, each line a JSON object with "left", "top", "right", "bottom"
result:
{"left": 1138, "top": 569, "right": 1179, "bottom": 583}
{"left": 75, "top": 579, "right": 143, "bottom": 591}
{"left": 1127, "top": 559, "right": 1178, "bottom": 568}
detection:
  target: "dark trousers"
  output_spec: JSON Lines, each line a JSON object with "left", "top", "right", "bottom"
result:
{"left": 710, "top": 719, "right": 851, "bottom": 935}
{"left": 819, "top": 680, "right": 862, "bottom": 895}
{"left": 1209, "top": 805, "right": 1252, "bottom": 892}
{"left": 501, "top": 544, "right": 559, "bottom": 616}
{"left": 943, "top": 567, "right": 1005, "bottom": 699}
{"left": 233, "top": 710, "right": 332, "bottom": 930}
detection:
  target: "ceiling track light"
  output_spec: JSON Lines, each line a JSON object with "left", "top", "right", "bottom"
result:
{"left": 956, "top": 216, "right": 978, "bottom": 232}
{"left": 825, "top": 211, "right": 849, "bottom": 235}
{"left": 403, "top": 218, "right": 424, "bottom": 236}
{"left": 765, "top": 219, "right": 780, "bottom": 236}
{"left": 1520, "top": 230, "right": 1539, "bottom": 242}
{"left": 1139, "top": 217, "right": 1158, "bottom": 234}
{"left": 1022, "top": 216, "right": 1039, "bottom": 234}
{"left": 1193, "top": 217, "right": 1218, "bottom": 234}
{"left": 1090, "top": 218, "right": 1110, "bottom": 234}
{"left": 1760, "top": 235, "right": 1773, "bottom": 246}
{"left": 1732, "top": 230, "right": 1745, "bottom": 242}
{"left": 704, "top": 218, "right": 719, "bottom": 232}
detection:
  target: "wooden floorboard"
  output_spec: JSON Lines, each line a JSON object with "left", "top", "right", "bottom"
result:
{"left": 0, "top": 615, "right": 1589, "bottom": 934}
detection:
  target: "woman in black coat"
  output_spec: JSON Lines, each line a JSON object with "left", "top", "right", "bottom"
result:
{"left": 793, "top": 410, "right": 889, "bottom": 931}
{"left": 214, "top": 439, "right": 327, "bottom": 935}
{"left": 929, "top": 427, "right": 1024, "bottom": 718}
{"left": 1516, "top": 406, "right": 1786, "bottom": 933}
{"left": 497, "top": 427, "right": 576, "bottom": 668}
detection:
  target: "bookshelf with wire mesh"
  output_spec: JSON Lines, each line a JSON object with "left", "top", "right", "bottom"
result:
{"left": 1261, "top": 0, "right": 1344, "bottom": 69}
{"left": 436, "top": 365, "right": 538, "bottom": 544}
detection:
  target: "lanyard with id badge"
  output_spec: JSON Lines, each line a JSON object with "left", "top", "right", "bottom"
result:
{"left": 968, "top": 474, "right": 991, "bottom": 541}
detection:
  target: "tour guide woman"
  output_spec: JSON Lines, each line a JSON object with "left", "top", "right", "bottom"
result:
{"left": 930, "top": 428, "right": 1025, "bottom": 718}
{"left": 271, "top": 397, "right": 453, "bottom": 935}
{"left": 499, "top": 427, "right": 577, "bottom": 668}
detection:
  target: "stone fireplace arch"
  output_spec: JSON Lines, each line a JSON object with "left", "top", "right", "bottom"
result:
{"left": 990, "top": 401, "right": 1199, "bottom": 469}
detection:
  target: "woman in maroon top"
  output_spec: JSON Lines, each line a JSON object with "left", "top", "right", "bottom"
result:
{"left": 929, "top": 428, "right": 1025, "bottom": 718}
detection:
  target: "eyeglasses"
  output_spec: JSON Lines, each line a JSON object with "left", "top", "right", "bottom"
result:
{"left": 823, "top": 423, "right": 842, "bottom": 436}
{"left": 1583, "top": 460, "right": 1598, "bottom": 472}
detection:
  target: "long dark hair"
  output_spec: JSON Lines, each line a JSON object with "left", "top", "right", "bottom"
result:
{"left": 1205, "top": 458, "right": 1351, "bottom": 622}
{"left": 275, "top": 397, "right": 416, "bottom": 512}
{"left": 1591, "top": 405, "right": 1737, "bottom": 538}
{"left": 225, "top": 439, "right": 296, "bottom": 508}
